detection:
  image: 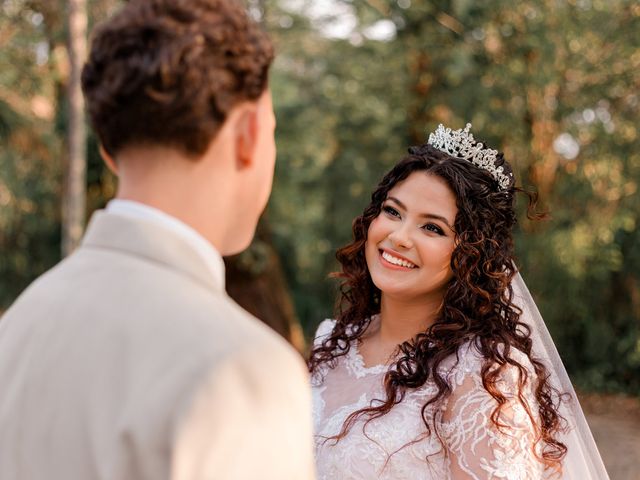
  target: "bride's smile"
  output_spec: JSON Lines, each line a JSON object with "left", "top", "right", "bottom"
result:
{"left": 379, "top": 249, "right": 418, "bottom": 269}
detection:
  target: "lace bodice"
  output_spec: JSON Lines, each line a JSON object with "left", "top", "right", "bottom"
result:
{"left": 312, "top": 319, "right": 550, "bottom": 480}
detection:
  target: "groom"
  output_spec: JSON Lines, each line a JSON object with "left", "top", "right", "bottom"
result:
{"left": 0, "top": 1, "right": 315, "bottom": 479}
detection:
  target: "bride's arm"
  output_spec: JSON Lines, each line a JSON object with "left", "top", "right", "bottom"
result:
{"left": 440, "top": 352, "right": 546, "bottom": 480}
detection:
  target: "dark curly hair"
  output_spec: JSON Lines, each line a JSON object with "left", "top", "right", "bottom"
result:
{"left": 81, "top": 0, "right": 274, "bottom": 157}
{"left": 308, "top": 141, "right": 567, "bottom": 472}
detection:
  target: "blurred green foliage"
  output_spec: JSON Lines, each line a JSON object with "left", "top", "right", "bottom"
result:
{"left": 0, "top": 0, "right": 638, "bottom": 393}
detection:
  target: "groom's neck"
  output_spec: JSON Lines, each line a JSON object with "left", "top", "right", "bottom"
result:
{"left": 112, "top": 143, "right": 236, "bottom": 254}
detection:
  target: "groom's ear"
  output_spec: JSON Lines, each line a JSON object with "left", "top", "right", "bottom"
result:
{"left": 234, "top": 103, "right": 259, "bottom": 170}
{"left": 99, "top": 145, "right": 118, "bottom": 175}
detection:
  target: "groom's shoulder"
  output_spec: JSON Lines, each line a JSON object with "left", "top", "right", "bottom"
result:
{"left": 0, "top": 245, "right": 307, "bottom": 422}
{"left": 2, "top": 241, "right": 298, "bottom": 366}
{"left": 157, "top": 287, "right": 300, "bottom": 364}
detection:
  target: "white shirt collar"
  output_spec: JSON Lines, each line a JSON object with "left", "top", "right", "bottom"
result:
{"left": 106, "top": 199, "right": 225, "bottom": 290}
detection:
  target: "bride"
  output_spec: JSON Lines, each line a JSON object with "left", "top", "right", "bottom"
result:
{"left": 309, "top": 124, "right": 609, "bottom": 479}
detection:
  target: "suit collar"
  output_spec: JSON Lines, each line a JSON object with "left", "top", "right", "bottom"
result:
{"left": 81, "top": 210, "right": 225, "bottom": 293}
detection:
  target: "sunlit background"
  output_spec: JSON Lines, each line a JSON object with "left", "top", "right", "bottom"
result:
{"left": 1, "top": 0, "right": 639, "bottom": 477}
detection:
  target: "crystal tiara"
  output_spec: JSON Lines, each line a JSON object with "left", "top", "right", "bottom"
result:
{"left": 427, "top": 123, "right": 513, "bottom": 190}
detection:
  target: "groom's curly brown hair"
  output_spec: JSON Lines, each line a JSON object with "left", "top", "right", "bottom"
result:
{"left": 82, "top": 0, "right": 273, "bottom": 158}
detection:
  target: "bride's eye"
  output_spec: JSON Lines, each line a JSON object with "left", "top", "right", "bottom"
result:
{"left": 382, "top": 205, "right": 400, "bottom": 218}
{"left": 423, "top": 223, "right": 445, "bottom": 235}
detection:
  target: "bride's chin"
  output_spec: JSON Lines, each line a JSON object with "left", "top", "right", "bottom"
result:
{"left": 374, "top": 283, "right": 414, "bottom": 298}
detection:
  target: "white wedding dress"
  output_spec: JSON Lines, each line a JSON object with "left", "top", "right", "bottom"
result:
{"left": 312, "top": 318, "right": 550, "bottom": 480}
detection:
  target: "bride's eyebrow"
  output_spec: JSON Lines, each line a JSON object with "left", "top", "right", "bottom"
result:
{"left": 386, "top": 196, "right": 453, "bottom": 229}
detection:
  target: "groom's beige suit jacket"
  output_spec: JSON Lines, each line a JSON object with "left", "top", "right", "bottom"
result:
{"left": 0, "top": 209, "right": 316, "bottom": 480}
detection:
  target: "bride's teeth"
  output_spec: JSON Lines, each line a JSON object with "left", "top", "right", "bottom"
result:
{"left": 382, "top": 251, "right": 415, "bottom": 268}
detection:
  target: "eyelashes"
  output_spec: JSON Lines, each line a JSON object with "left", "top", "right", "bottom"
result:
{"left": 381, "top": 205, "right": 446, "bottom": 236}
{"left": 423, "top": 223, "right": 445, "bottom": 235}
{"left": 383, "top": 205, "right": 400, "bottom": 217}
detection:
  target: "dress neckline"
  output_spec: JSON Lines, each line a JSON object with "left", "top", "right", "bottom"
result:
{"left": 344, "top": 314, "right": 400, "bottom": 378}
{"left": 345, "top": 341, "right": 390, "bottom": 378}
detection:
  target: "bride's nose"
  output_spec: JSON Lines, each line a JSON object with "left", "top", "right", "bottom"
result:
{"left": 387, "top": 223, "right": 414, "bottom": 249}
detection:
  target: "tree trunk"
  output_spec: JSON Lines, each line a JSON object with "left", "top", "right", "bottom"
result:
{"left": 62, "top": 0, "right": 87, "bottom": 257}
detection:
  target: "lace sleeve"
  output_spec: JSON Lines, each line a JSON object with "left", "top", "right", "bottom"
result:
{"left": 441, "top": 348, "right": 546, "bottom": 480}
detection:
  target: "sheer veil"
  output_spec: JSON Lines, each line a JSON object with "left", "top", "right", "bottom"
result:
{"left": 512, "top": 272, "right": 610, "bottom": 479}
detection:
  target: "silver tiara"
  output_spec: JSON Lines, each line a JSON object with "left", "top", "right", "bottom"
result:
{"left": 427, "top": 123, "right": 513, "bottom": 190}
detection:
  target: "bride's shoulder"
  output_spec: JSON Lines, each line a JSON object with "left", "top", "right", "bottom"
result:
{"left": 312, "top": 319, "right": 337, "bottom": 347}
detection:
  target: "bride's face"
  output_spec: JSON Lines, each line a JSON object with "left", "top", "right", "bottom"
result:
{"left": 365, "top": 172, "right": 458, "bottom": 302}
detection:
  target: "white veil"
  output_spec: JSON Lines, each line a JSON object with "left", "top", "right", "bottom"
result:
{"left": 512, "top": 272, "right": 610, "bottom": 480}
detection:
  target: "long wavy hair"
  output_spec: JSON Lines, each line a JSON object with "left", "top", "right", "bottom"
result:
{"left": 308, "top": 142, "right": 567, "bottom": 472}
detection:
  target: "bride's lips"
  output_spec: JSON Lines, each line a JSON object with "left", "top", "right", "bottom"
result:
{"left": 378, "top": 248, "right": 418, "bottom": 271}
